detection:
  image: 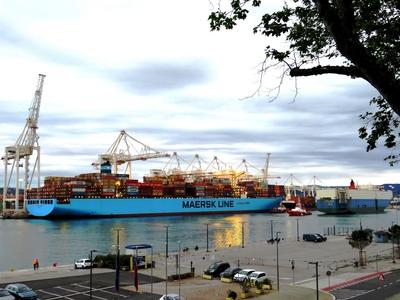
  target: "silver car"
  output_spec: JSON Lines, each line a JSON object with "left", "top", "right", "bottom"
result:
{"left": 0, "top": 288, "right": 15, "bottom": 300}
{"left": 5, "top": 284, "right": 37, "bottom": 300}
{"left": 159, "top": 294, "right": 186, "bottom": 300}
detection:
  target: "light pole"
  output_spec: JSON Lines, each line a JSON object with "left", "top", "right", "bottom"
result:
{"left": 178, "top": 241, "right": 181, "bottom": 299}
{"left": 275, "top": 232, "right": 281, "bottom": 291}
{"left": 89, "top": 249, "right": 98, "bottom": 299}
{"left": 165, "top": 225, "right": 169, "bottom": 297}
{"left": 113, "top": 228, "right": 123, "bottom": 292}
{"left": 296, "top": 218, "right": 300, "bottom": 242}
{"left": 206, "top": 223, "right": 209, "bottom": 252}
{"left": 241, "top": 222, "right": 245, "bottom": 248}
{"left": 308, "top": 261, "right": 319, "bottom": 300}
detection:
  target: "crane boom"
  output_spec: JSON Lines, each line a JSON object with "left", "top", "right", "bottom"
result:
{"left": 94, "top": 130, "right": 170, "bottom": 176}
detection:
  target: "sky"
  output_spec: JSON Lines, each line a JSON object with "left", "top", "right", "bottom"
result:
{"left": 0, "top": 0, "right": 398, "bottom": 187}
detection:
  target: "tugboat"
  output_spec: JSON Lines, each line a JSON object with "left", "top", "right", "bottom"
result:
{"left": 287, "top": 206, "right": 312, "bottom": 217}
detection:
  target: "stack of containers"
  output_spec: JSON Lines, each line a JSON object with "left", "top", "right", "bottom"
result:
{"left": 101, "top": 175, "right": 116, "bottom": 197}
{"left": 126, "top": 179, "right": 140, "bottom": 197}
{"left": 69, "top": 180, "right": 87, "bottom": 198}
{"left": 139, "top": 183, "right": 153, "bottom": 197}
{"left": 194, "top": 182, "right": 205, "bottom": 197}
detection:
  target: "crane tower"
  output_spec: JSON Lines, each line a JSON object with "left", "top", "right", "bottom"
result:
{"left": 2, "top": 74, "right": 45, "bottom": 215}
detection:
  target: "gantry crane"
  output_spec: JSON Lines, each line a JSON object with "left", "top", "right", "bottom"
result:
{"left": 2, "top": 74, "right": 45, "bottom": 213}
{"left": 92, "top": 130, "right": 170, "bottom": 177}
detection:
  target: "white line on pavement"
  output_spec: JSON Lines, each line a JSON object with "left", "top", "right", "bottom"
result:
{"left": 37, "top": 289, "right": 74, "bottom": 300}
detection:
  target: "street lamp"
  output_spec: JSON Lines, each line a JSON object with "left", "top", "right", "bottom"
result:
{"left": 206, "top": 223, "right": 209, "bottom": 252}
{"left": 267, "top": 231, "right": 281, "bottom": 291}
{"left": 113, "top": 228, "right": 123, "bottom": 292}
{"left": 164, "top": 225, "right": 169, "bottom": 297}
{"left": 89, "top": 249, "right": 98, "bottom": 299}
{"left": 178, "top": 241, "right": 181, "bottom": 299}
{"left": 308, "top": 261, "right": 319, "bottom": 300}
{"left": 241, "top": 221, "right": 245, "bottom": 248}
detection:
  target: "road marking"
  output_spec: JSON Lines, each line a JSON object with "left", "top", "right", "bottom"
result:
{"left": 73, "top": 284, "right": 128, "bottom": 298}
{"left": 37, "top": 289, "right": 74, "bottom": 300}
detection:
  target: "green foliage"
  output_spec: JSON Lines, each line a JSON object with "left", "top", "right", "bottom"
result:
{"left": 239, "top": 278, "right": 252, "bottom": 292}
{"left": 209, "top": 0, "right": 400, "bottom": 164}
{"left": 349, "top": 229, "right": 373, "bottom": 250}
{"left": 359, "top": 96, "right": 400, "bottom": 166}
{"left": 389, "top": 224, "right": 400, "bottom": 243}
{"left": 94, "top": 254, "right": 132, "bottom": 269}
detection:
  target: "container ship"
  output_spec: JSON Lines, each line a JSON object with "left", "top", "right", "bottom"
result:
{"left": 26, "top": 162, "right": 284, "bottom": 218}
{"left": 316, "top": 180, "right": 393, "bottom": 214}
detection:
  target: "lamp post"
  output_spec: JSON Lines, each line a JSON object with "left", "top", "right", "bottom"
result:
{"left": 275, "top": 232, "right": 281, "bottom": 291}
{"left": 206, "top": 223, "right": 209, "bottom": 252}
{"left": 113, "top": 228, "right": 123, "bottom": 292}
{"left": 165, "top": 225, "right": 169, "bottom": 297}
{"left": 308, "top": 261, "right": 319, "bottom": 300}
{"left": 178, "top": 241, "right": 181, "bottom": 299}
{"left": 89, "top": 249, "right": 98, "bottom": 299}
{"left": 241, "top": 222, "right": 245, "bottom": 248}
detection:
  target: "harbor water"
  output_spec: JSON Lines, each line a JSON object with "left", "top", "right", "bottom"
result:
{"left": 1, "top": 209, "right": 399, "bottom": 272}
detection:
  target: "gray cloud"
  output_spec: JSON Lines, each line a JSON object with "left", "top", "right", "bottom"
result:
{"left": 110, "top": 61, "right": 211, "bottom": 94}
{"left": 0, "top": 21, "right": 86, "bottom": 66}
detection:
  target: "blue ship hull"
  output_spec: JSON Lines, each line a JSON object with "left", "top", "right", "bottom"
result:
{"left": 26, "top": 196, "right": 283, "bottom": 218}
{"left": 317, "top": 198, "right": 391, "bottom": 214}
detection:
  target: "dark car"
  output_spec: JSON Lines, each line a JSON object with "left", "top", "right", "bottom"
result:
{"left": 220, "top": 267, "right": 242, "bottom": 279}
{"left": 302, "top": 234, "right": 323, "bottom": 242}
{"left": 5, "top": 284, "right": 37, "bottom": 300}
{"left": 203, "top": 261, "right": 230, "bottom": 277}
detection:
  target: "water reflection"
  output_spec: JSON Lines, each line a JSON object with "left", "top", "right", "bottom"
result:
{"left": 1, "top": 210, "right": 399, "bottom": 271}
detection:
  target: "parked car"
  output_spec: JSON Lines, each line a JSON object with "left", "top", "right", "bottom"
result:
{"left": 203, "top": 261, "right": 230, "bottom": 277}
{"left": 233, "top": 269, "right": 255, "bottom": 282}
{"left": 248, "top": 271, "right": 268, "bottom": 284}
{"left": 220, "top": 267, "right": 242, "bottom": 279}
{"left": 159, "top": 294, "right": 186, "bottom": 300}
{"left": 0, "top": 288, "right": 15, "bottom": 300}
{"left": 302, "top": 234, "right": 323, "bottom": 242}
{"left": 74, "top": 258, "right": 92, "bottom": 269}
{"left": 315, "top": 233, "right": 327, "bottom": 241}
{"left": 5, "top": 284, "right": 37, "bottom": 300}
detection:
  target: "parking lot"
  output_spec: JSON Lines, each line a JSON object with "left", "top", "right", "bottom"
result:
{"left": 4, "top": 271, "right": 163, "bottom": 300}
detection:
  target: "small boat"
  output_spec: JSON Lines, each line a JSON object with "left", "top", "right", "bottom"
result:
{"left": 287, "top": 206, "right": 312, "bottom": 217}
{"left": 281, "top": 200, "right": 296, "bottom": 209}
{"left": 270, "top": 206, "right": 286, "bottom": 214}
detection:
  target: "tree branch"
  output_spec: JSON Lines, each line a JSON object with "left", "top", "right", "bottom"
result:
{"left": 314, "top": 0, "right": 400, "bottom": 117}
{"left": 290, "top": 65, "right": 364, "bottom": 78}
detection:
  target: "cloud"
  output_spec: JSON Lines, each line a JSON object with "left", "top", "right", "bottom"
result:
{"left": 110, "top": 60, "right": 211, "bottom": 94}
{"left": 0, "top": 21, "right": 86, "bottom": 66}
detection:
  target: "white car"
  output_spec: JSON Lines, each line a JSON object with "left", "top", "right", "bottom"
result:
{"left": 233, "top": 269, "right": 255, "bottom": 282}
{"left": 248, "top": 271, "right": 268, "bottom": 284}
{"left": 74, "top": 258, "right": 92, "bottom": 269}
{"left": 159, "top": 294, "right": 186, "bottom": 300}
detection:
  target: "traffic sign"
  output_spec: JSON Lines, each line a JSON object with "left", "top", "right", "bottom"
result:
{"left": 378, "top": 273, "right": 385, "bottom": 282}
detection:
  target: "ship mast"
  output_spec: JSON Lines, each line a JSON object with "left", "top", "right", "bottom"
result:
{"left": 2, "top": 74, "right": 45, "bottom": 215}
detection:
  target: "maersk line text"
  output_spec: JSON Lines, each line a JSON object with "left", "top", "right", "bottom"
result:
{"left": 182, "top": 200, "right": 234, "bottom": 209}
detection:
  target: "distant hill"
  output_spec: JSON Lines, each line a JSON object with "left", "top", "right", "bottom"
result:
{"left": 383, "top": 184, "right": 400, "bottom": 196}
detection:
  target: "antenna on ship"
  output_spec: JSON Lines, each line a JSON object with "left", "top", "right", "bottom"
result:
{"left": 93, "top": 130, "right": 170, "bottom": 178}
{"left": 2, "top": 74, "right": 45, "bottom": 216}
